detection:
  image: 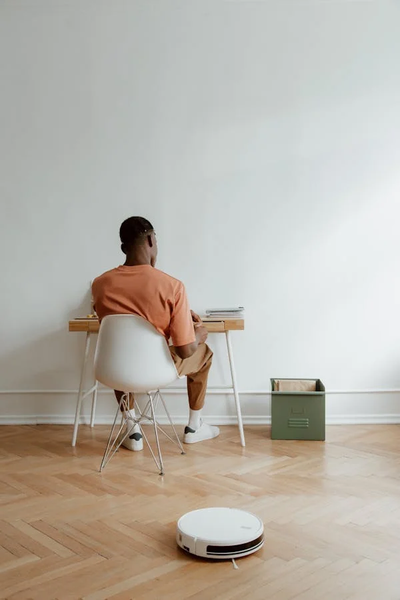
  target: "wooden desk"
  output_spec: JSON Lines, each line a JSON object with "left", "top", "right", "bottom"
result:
{"left": 69, "top": 317, "right": 245, "bottom": 448}
{"left": 69, "top": 317, "right": 244, "bottom": 334}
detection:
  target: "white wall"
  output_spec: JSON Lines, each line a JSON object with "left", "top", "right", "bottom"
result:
{"left": 1, "top": 0, "right": 400, "bottom": 425}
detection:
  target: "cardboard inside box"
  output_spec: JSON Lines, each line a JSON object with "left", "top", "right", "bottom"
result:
{"left": 274, "top": 379, "right": 317, "bottom": 392}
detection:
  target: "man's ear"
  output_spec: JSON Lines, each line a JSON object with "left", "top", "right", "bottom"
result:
{"left": 121, "top": 243, "right": 127, "bottom": 255}
{"left": 148, "top": 234, "right": 154, "bottom": 248}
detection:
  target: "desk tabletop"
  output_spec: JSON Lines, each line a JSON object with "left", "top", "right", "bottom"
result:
{"left": 69, "top": 317, "right": 244, "bottom": 334}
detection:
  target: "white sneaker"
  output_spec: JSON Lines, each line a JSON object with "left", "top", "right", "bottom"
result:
{"left": 120, "top": 422, "right": 143, "bottom": 452}
{"left": 183, "top": 420, "right": 220, "bottom": 444}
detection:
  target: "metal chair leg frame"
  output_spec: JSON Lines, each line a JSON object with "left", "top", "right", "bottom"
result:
{"left": 135, "top": 397, "right": 152, "bottom": 423}
{"left": 100, "top": 389, "right": 185, "bottom": 475}
{"left": 136, "top": 391, "right": 160, "bottom": 423}
{"left": 138, "top": 391, "right": 183, "bottom": 451}
{"left": 100, "top": 405, "right": 124, "bottom": 472}
{"left": 137, "top": 424, "right": 164, "bottom": 474}
{"left": 99, "top": 394, "right": 137, "bottom": 471}
{"left": 106, "top": 393, "right": 165, "bottom": 475}
{"left": 158, "top": 392, "right": 185, "bottom": 454}
{"left": 154, "top": 423, "right": 181, "bottom": 448}
{"left": 148, "top": 392, "right": 164, "bottom": 476}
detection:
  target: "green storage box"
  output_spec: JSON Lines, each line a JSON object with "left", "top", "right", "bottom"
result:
{"left": 270, "top": 378, "right": 325, "bottom": 441}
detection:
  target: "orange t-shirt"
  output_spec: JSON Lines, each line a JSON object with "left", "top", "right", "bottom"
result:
{"left": 92, "top": 265, "right": 196, "bottom": 347}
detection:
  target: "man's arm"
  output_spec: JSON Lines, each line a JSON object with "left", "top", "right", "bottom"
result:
{"left": 170, "top": 285, "right": 208, "bottom": 359}
{"left": 174, "top": 319, "right": 208, "bottom": 359}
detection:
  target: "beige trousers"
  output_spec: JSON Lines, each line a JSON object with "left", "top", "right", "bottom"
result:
{"left": 115, "top": 343, "right": 213, "bottom": 411}
{"left": 169, "top": 343, "right": 213, "bottom": 410}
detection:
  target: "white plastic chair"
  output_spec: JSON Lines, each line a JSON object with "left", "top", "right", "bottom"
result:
{"left": 94, "top": 314, "right": 185, "bottom": 475}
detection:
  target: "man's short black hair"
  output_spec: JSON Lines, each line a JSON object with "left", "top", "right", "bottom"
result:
{"left": 119, "top": 216, "right": 154, "bottom": 248}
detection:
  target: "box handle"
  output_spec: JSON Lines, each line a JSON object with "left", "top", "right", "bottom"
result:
{"left": 288, "top": 418, "right": 309, "bottom": 428}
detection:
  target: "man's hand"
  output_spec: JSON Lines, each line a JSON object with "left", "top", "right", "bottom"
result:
{"left": 192, "top": 310, "right": 208, "bottom": 344}
{"left": 194, "top": 322, "right": 208, "bottom": 345}
{"left": 191, "top": 310, "right": 202, "bottom": 324}
{"left": 173, "top": 311, "right": 207, "bottom": 359}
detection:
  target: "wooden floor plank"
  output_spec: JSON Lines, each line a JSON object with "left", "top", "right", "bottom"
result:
{"left": 1, "top": 424, "right": 400, "bottom": 599}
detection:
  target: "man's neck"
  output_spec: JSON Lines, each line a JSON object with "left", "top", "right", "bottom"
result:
{"left": 124, "top": 259, "right": 151, "bottom": 266}
{"left": 124, "top": 251, "right": 152, "bottom": 267}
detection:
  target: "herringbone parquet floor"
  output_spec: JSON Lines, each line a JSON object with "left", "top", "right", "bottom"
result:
{"left": 1, "top": 424, "right": 399, "bottom": 599}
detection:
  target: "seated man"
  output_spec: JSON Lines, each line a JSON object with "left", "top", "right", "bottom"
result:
{"left": 92, "top": 216, "right": 219, "bottom": 451}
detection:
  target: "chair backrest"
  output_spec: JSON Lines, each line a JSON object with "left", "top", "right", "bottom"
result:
{"left": 94, "top": 314, "right": 178, "bottom": 393}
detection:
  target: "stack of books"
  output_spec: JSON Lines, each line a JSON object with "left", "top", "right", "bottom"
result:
{"left": 205, "top": 307, "right": 244, "bottom": 319}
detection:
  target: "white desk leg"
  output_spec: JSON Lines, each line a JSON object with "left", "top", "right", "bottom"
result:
{"left": 90, "top": 380, "right": 98, "bottom": 428}
{"left": 225, "top": 330, "right": 245, "bottom": 447}
{"left": 72, "top": 332, "right": 92, "bottom": 447}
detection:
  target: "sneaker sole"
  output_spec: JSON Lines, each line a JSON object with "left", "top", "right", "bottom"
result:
{"left": 183, "top": 430, "right": 220, "bottom": 444}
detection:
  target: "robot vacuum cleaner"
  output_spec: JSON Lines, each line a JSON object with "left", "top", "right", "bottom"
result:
{"left": 177, "top": 507, "right": 264, "bottom": 560}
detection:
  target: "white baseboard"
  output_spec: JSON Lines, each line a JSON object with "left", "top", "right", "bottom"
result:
{"left": 325, "top": 414, "right": 400, "bottom": 425}
{"left": 1, "top": 414, "right": 400, "bottom": 425}
{"left": 1, "top": 388, "right": 400, "bottom": 426}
